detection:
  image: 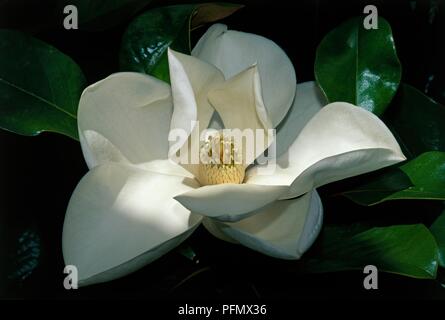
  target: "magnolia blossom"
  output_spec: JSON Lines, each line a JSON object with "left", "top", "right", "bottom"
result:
{"left": 62, "top": 24, "right": 405, "bottom": 286}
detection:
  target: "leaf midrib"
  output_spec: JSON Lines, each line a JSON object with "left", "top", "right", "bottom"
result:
{"left": 0, "top": 76, "right": 76, "bottom": 119}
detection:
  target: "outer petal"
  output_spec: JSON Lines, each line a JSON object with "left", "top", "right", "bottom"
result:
{"left": 274, "top": 81, "right": 326, "bottom": 158}
{"left": 246, "top": 102, "right": 406, "bottom": 199}
{"left": 208, "top": 65, "right": 273, "bottom": 164}
{"left": 204, "top": 190, "right": 323, "bottom": 259}
{"left": 138, "top": 159, "right": 195, "bottom": 179}
{"left": 78, "top": 72, "right": 172, "bottom": 169}
{"left": 193, "top": 24, "right": 296, "bottom": 127}
{"left": 202, "top": 217, "right": 238, "bottom": 243}
{"left": 62, "top": 162, "right": 201, "bottom": 286}
{"left": 174, "top": 183, "right": 289, "bottom": 222}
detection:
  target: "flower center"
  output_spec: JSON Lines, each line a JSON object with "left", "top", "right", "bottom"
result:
{"left": 197, "top": 132, "right": 245, "bottom": 185}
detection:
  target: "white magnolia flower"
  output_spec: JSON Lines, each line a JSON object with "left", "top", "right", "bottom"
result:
{"left": 62, "top": 24, "right": 405, "bottom": 286}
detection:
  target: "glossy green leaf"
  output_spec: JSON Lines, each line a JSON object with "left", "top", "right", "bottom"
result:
{"left": 0, "top": 30, "right": 86, "bottom": 140}
{"left": 343, "top": 84, "right": 445, "bottom": 205}
{"left": 430, "top": 211, "right": 445, "bottom": 268}
{"left": 344, "top": 151, "right": 445, "bottom": 205}
{"left": 392, "top": 151, "right": 445, "bottom": 200}
{"left": 305, "top": 224, "right": 439, "bottom": 279}
{"left": 120, "top": 3, "right": 243, "bottom": 82}
{"left": 385, "top": 84, "right": 445, "bottom": 158}
{"left": 315, "top": 17, "right": 401, "bottom": 116}
{"left": 342, "top": 167, "right": 413, "bottom": 206}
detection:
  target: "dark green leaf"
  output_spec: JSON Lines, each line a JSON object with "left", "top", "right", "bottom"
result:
{"left": 0, "top": 30, "right": 86, "bottom": 140}
{"left": 305, "top": 224, "right": 439, "bottom": 279}
{"left": 344, "top": 151, "right": 445, "bottom": 205}
{"left": 430, "top": 211, "right": 445, "bottom": 268}
{"left": 342, "top": 167, "right": 413, "bottom": 206}
{"left": 120, "top": 3, "right": 243, "bottom": 82}
{"left": 0, "top": 226, "right": 42, "bottom": 296}
{"left": 7, "top": 229, "right": 41, "bottom": 282}
{"left": 315, "top": 17, "right": 401, "bottom": 116}
{"left": 394, "top": 151, "right": 445, "bottom": 200}
{"left": 385, "top": 83, "right": 445, "bottom": 158}
{"left": 343, "top": 84, "right": 445, "bottom": 206}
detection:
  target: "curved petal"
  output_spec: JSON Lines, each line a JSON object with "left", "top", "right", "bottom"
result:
{"left": 192, "top": 24, "right": 296, "bottom": 127}
{"left": 202, "top": 217, "right": 238, "bottom": 243}
{"left": 62, "top": 162, "right": 201, "bottom": 286}
{"left": 174, "top": 183, "right": 289, "bottom": 222}
{"left": 80, "top": 132, "right": 193, "bottom": 179}
{"left": 167, "top": 49, "right": 225, "bottom": 176}
{"left": 138, "top": 159, "right": 195, "bottom": 179}
{"left": 204, "top": 190, "right": 323, "bottom": 259}
{"left": 167, "top": 49, "right": 198, "bottom": 157}
{"left": 78, "top": 72, "right": 173, "bottom": 169}
{"left": 246, "top": 102, "right": 406, "bottom": 199}
{"left": 168, "top": 49, "right": 224, "bottom": 130}
{"left": 208, "top": 65, "right": 273, "bottom": 164}
{"left": 274, "top": 81, "right": 326, "bottom": 158}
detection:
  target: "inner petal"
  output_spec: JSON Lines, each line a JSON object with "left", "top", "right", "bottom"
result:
{"left": 207, "top": 65, "right": 274, "bottom": 167}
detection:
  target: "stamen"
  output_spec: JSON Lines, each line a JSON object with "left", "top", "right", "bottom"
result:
{"left": 197, "top": 132, "right": 245, "bottom": 185}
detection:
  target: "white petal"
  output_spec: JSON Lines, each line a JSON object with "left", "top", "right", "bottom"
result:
{"left": 78, "top": 72, "right": 173, "bottom": 169}
{"left": 274, "top": 81, "right": 326, "bottom": 158}
{"left": 205, "top": 190, "right": 323, "bottom": 259}
{"left": 209, "top": 66, "right": 271, "bottom": 130}
{"left": 167, "top": 49, "right": 225, "bottom": 176}
{"left": 62, "top": 162, "right": 201, "bottom": 286}
{"left": 246, "top": 102, "right": 406, "bottom": 199}
{"left": 193, "top": 24, "right": 296, "bottom": 127}
{"left": 167, "top": 49, "right": 198, "bottom": 157}
{"left": 202, "top": 217, "right": 238, "bottom": 243}
{"left": 208, "top": 65, "right": 273, "bottom": 164}
{"left": 80, "top": 131, "right": 193, "bottom": 178}
{"left": 138, "top": 159, "right": 195, "bottom": 179}
{"left": 207, "top": 111, "right": 225, "bottom": 130}
{"left": 168, "top": 49, "right": 224, "bottom": 130}
{"left": 174, "top": 183, "right": 289, "bottom": 222}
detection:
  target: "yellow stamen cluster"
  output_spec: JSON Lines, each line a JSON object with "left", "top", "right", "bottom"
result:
{"left": 198, "top": 133, "right": 245, "bottom": 185}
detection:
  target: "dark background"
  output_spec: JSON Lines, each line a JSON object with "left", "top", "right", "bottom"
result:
{"left": 1, "top": 0, "right": 445, "bottom": 300}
